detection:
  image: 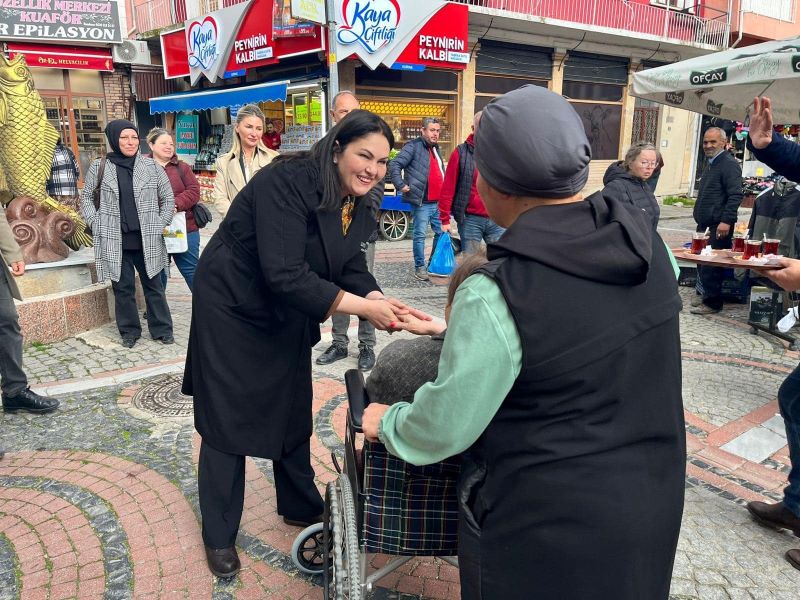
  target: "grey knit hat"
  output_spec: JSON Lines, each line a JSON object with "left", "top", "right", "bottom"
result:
{"left": 474, "top": 85, "right": 591, "bottom": 199}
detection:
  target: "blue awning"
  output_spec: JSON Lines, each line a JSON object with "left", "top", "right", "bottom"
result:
{"left": 149, "top": 79, "right": 290, "bottom": 114}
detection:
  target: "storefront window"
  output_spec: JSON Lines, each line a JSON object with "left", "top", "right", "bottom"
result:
{"left": 356, "top": 67, "right": 459, "bottom": 159}
{"left": 34, "top": 69, "right": 105, "bottom": 182}
{"left": 73, "top": 97, "right": 107, "bottom": 177}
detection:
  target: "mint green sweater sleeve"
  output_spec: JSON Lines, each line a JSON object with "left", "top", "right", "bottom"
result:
{"left": 665, "top": 239, "right": 680, "bottom": 279}
{"left": 378, "top": 274, "right": 522, "bottom": 466}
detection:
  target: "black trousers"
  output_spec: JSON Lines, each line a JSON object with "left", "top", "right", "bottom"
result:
{"left": 0, "top": 271, "right": 27, "bottom": 397}
{"left": 696, "top": 224, "right": 732, "bottom": 310}
{"left": 198, "top": 437, "right": 324, "bottom": 548}
{"left": 111, "top": 249, "right": 173, "bottom": 340}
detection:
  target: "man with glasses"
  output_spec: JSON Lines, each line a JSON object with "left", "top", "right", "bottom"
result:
{"left": 691, "top": 126, "right": 743, "bottom": 315}
{"left": 389, "top": 117, "right": 445, "bottom": 281}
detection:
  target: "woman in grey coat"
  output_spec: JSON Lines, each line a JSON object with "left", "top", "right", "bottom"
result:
{"left": 80, "top": 120, "right": 176, "bottom": 348}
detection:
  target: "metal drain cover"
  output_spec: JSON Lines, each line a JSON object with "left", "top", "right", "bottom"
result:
{"left": 132, "top": 374, "right": 192, "bottom": 417}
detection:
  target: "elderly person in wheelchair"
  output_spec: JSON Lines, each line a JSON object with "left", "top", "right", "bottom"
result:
{"left": 362, "top": 85, "right": 685, "bottom": 600}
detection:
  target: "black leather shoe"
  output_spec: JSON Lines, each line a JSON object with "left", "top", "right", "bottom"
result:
{"left": 204, "top": 545, "right": 240, "bottom": 578}
{"left": 358, "top": 347, "right": 376, "bottom": 371}
{"left": 747, "top": 501, "right": 800, "bottom": 536}
{"left": 787, "top": 549, "right": 800, "bottom": 571}
{"left": 157, "top": 335, "right": 175, "bottom": 345}
{"left": 316, "top": 343, "right": 347, "bottom": 365}
{"left": 283, "top": 514, "right": 324, "bottom": 528}
{"left": 2, "top": 388, "right": 59, "bottom": 414}
{"left": 121, "top": 337, "right": 138, "bottom": 348}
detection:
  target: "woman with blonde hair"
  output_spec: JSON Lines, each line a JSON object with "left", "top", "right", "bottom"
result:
{"left": 602, "top": 141, "right": 662, "bottom": 228}
{"left": 212, "top": 104, "right": 277, "bottom": 216}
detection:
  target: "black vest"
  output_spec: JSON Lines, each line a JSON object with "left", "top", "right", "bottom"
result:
{"left": 451, "top": 141, "right": 475, "bottom": 227}
{"left": 460, "top": 233, "right": 685, "bottom": 598}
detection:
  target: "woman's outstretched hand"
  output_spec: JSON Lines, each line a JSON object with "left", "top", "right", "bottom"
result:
{"left": 391, "top": 313, "right": 446, "bottom": 336}
{"left": 384, "top": 297, "right": 433, "bottom": 321}
{"left": 362, "top": 298, "right": 405, "bottom": 330}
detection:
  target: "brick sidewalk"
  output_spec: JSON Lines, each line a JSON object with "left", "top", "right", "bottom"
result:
{"left": 3, "top": 209, "right": 800, "bottom": 599}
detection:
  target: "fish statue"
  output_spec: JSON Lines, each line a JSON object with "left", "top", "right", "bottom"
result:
{"left": 0, "top": 52, "right": 92, "bottom": 249}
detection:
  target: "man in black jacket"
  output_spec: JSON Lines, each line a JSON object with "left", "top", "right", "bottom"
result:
{"left": 691, "top": 126, "right": 743, "bottom": 314}
{"left": 388, "top": 118, "right": 445, "bottom": 281}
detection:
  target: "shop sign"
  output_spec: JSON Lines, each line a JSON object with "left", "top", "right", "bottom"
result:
{"left": 0, "top": 0, "right": 122, "bottom": 44}
{"left": 6, "top": 42, "right": 113, "bottom": 71}
{"left": 334, "top": 0, "right": 468, "bottom": 71}
{"left": 176, "top": 114, "right": 199, "bottom": 155}
{"left": 162, "top": 0, "right": 323, "bottom": 80}
{"left": 291, "top": 0, "right": 325, "bottom": 25}
{"left": 186, "top": 2, "right": 251, "bottom": 84}
{"left": 391, "top": 3, "right": 469, "bottom": 70}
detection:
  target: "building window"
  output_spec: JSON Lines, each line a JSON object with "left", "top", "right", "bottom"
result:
{"left": 569, "top": 103, "right": 622, "bottom": 161}
{"left": 474, "top": 75, "right": 548, "bottom": 113}
{"left": 563, "top": 53, "right": 628, "bottom": 160}
{"left": 742, "top": 0, "right": 794, "bottom": 22}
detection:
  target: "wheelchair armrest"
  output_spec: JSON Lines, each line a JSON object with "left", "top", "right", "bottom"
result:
{"left": 344, "top": 369, "right": 370, "bottom": 432}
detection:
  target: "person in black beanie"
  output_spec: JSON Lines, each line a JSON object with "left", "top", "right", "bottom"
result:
{"left": 79, "top": 120, "right": 176, "bottom": 347}
{"left": 363, "top": 85, "right": 684, "bottom": 599}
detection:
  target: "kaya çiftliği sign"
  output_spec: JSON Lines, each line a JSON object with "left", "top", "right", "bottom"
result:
{"left": 0, "top": 0, "right": 121, "bottom": 43}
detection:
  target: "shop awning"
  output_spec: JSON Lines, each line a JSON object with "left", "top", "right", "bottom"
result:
{"left": 149, "top": 80, "right": 290, "bottom": 114}
{"left": 6, "top": 43, "right": 113, "bottom": 72}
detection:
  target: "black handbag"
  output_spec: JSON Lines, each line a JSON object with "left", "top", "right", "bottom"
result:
{"left": 86, "top": 157, "right": 106, "bottom": 236}
{"left": 192, "top": 202, "right": 212, "bottom": 229}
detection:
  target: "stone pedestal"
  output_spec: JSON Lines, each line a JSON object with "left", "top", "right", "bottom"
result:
{"left": 15, "top": 248, "right": 115, "bottom": 345}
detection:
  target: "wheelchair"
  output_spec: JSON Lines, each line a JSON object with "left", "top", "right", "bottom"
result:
{"left": 291, "top": 369, "right": 460, "bottom": 599}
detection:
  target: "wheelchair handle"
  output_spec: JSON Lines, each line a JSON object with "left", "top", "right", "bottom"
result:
{"left": 344, "top": 369, "right": 370, "bottom": 433}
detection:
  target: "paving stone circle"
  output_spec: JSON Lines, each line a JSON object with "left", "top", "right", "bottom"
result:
{"left": 682, "top": 359, "right": 787, "bottom": 426}
{"left": 131, "top": 373, "right": 193, "bottom": 417}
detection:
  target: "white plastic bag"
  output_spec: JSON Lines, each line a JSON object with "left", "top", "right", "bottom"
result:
{"left": 778, "top": 306, "right": 798, "bottom": 333}
{"left": 164, "top": 211, "right": 188, "bottom": 254}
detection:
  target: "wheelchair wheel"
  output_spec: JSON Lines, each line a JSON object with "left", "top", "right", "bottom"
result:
{"left": 379, "top": 210, "right": 410, "bottom": 241}
{"left": 323, "top": 474, "right": 361, "bottom": 600}
{"left": 291, "top": 522, "right": 326, "bottom": 575}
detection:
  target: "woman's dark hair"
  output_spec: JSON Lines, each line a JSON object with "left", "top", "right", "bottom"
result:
{"left": 447, "top": 249, "right": 488, "bottom": 307}
{"left": 273, "top": 109, "right": 394, "bottom": 211}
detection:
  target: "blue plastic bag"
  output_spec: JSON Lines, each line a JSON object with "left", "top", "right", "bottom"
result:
{"left": 428, "top": 232, "right": 456, "bottom": 276}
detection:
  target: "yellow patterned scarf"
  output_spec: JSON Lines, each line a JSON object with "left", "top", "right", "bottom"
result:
{"left": 341, "top": 196, "right": 355, "bottom": 235}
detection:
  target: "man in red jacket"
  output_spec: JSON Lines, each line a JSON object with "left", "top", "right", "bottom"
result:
{"left": 261, "top": 121, "right": 281, "bottom": 151}
{"left": 438, "top": 111, "right": 505, "bottom": 253}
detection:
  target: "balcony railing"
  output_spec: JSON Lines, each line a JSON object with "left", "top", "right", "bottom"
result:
{"left": 453, "top": 0, "right": 730, "bottom": 48}
{"left": 134, "top": 0, "right": 175, "bottom": 34}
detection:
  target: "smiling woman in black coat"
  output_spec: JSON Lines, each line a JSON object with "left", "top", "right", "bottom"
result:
{"left": 183, "top": 110, "right": 416, "bottom": 578}
{"left": 602, "top": 142, "right": 661, "bottom": 229}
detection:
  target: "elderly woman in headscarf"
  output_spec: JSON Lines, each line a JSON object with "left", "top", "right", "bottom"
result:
{"left": 79, "top": 119, "right": 176, "bottom": 348}
{"left": 362, "top": 86, "right": 685, "bottom": 599}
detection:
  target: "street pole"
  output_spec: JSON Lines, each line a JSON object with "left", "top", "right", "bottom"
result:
{"left": 326, "top": 0, "right": 340, "bottom": 102}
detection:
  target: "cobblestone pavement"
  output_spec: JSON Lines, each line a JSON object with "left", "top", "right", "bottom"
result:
{"left": 4, "top": 203, "right": 800, "bottom": 598}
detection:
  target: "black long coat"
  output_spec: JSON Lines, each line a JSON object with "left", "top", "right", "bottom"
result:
{"left": 183, "top": 158, "right": 380, "bottom": 459}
